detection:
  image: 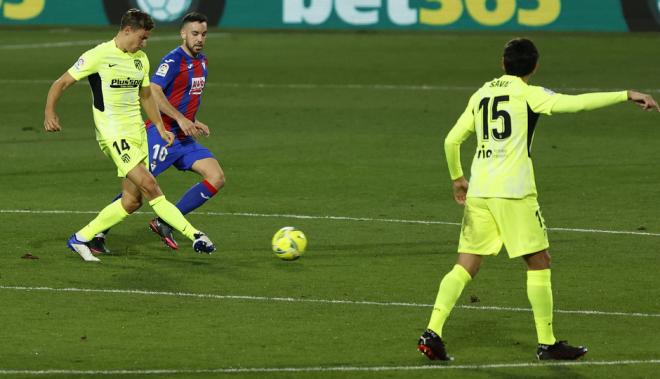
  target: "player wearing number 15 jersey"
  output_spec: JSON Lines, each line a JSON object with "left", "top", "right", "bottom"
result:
{"left": 416, "top": 38, "right": 659, "bottom": 361}
{"left": 44, "top": 9, "right": 215, "bottom": 262}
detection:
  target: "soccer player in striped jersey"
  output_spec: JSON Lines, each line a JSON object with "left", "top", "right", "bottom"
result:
{"left": 417, "top": 38, "right": 659, "bottom": 361}
{"left": 88, "top": 12, "right": 224, "bottom": 253}
{"left": 44, "top": 9, "right": 216, "bottom": 262}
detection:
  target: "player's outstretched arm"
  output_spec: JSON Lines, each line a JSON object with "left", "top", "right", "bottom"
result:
{"left": 151, "top": 83, "right": 199, "bottom": 137}
{"left": 44, "top": 72, "right": 77, "bottom": 132}
{"left": 140, "top": 86, "right": 175, "bottom": 146}
{"left": 550, "top": 90, "right": 659, "bottom": 114}
{"left": 627, "top": 90, "right": 660, "bottom": 112}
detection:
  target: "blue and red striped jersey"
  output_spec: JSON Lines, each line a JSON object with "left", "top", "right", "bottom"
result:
{"left": 146, "top": 46, "right": 208, "bottom": 140}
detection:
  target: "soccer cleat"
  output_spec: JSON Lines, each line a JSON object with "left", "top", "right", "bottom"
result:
{"left": 193, "top": 232, "right": 216, "bottom": 254}
{"left": 88, "top": 235, "right": 111, "bottom": 255}
{"left": 417, "top": 329, "right": 452, "bottom": 361}
{"left": 149, "top": 218, "right": 178, "bottom": 250}
{"left": 537, "top": 340, "right": 588, "bottom": 360}
{"left": 67, "top": 234, "right": 100, "bottom": 262}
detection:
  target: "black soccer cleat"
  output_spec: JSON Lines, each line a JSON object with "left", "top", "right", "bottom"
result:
{"left": 149, "top": 218, "right": 178, "bottom": 250}
{"left": 88, "top": 236, "right": 111, "bottom": 255}
{"left": 417, "top": 329, "right": 452, "bottom": 361}
{"left": 537, "top": 340, "right": 588, "bottom": 360}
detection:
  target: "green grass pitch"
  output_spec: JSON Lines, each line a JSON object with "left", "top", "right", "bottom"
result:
{"left": 0, "top": 28, "right": 658, "bottom": 378}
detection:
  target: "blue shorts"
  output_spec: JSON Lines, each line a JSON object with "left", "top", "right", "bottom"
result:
{"left": 146, "top": 126, "right": 216, "bottom": 177}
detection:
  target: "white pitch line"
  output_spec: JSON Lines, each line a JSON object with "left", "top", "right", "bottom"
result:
{"left": 0, "top": 33, "right": 229, "bottom": 50}
{"left": 1, "top": 208, "right": 659, "bottom": 237}
{"left": 1, "top": 285, "right": 658, "bottom": 318}
{"left": 0, "top": 36, "right": 175, "bottom": 50}
{"left": 1, "top": 78, "right": 656, "bottom": 94}
{"left": 0, "top": 359, "right": 658, "bottom": 375}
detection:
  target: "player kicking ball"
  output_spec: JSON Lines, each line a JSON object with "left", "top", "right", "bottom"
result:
{"left": 418, "top": 38, "right": 659, "bottom": 361}
{"left": 88, "top": 12, "right": 225, "bottom": 254}
{"left": 44, "top": 9, "right": 216, "bottom": 261}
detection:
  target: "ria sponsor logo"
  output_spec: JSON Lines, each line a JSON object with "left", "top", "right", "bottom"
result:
{"left": 477, "top": 144, "right": 493, "bottom": 159}
{"left": 110, "top": 78, "right": 142, "bottom": 88}
{"left": 477, "top": 145, "right": 506, "bottom": 159}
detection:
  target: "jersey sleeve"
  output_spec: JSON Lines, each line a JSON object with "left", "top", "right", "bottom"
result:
{"left": 151, "top": 54, "right": 179, "bottom": 88}
{"left": 445, "top": 93, "right": 477, "bottom": 180}
{"left": 550, "top": 91, "right": 628, "bottom": 113}
{"left": 67, "top": 47, "right": 101, "bottom": 81}
{"left": 526, "top": 85, "right": 562, "bottom": 115}
{"left": 141, "top": 54, "right": 150, "bottom": 87}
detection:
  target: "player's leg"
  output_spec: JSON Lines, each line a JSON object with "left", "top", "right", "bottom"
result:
{"left": 88, "top": 193, "right": 123, "bottom": 254}
{"left": 69, "top": 191, "right": 138, "bottom": 262}
{"left": 179, "top": 157, "right": 225, "bottom": 213}
{"left": 149, "top": 142, "right": 223, "bottom": 249}
{"left": 68, "top": 136, "right": 149, "bottom": 261}
{"left": 99, "top": 127, "right": 181, "bottom": 251}
{"left": 418, "top": 253, "right": 481, "bottom": 361}
{"left": 125, "top": 163, "right": 215, "bottom": 253}
{"left": 523, "top": 250, "right": 587, "bottom": 360}
{"left": 495, "top": 197, "right": 586, "bottom": 360}
{"left": 418, "top": 197, "right": 501, "bottom": 361}
{"left": 69, "top": 179, "right": 144, "bottom": 259}
{"left": 522, "top": 249, "right": 555, "bottom": 345}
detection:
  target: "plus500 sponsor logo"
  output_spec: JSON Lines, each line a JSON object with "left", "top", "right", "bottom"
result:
{"left": 283, "top": 0, "right": 561, "bottom": 27}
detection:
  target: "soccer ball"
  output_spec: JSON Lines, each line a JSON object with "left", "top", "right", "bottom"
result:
{"left": 271, "top": 227, "right": 307, "bottom": 261}
{"left": 136, "top": 0, "right": 192, "bottom": 22}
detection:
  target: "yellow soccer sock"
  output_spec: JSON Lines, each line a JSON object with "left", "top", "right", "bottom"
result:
{"left": 78, "top": 199, "right": 129, "bottom": 241}
{"left": 427, "top": 264, "right": 472, "bottom": 337}
{"left": 149, "top": 195, "right": 199, "bottom": 240}
{"left": 527, "top": 269, "right": 557, "bottom": 345}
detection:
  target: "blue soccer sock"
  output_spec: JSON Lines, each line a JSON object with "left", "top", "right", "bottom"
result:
{"left": 175, "top": 179, "right": 218, "bottom": 215}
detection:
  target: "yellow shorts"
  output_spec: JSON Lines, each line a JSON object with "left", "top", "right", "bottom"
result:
{"left": 98, "top": 130, "right": 148, "bottom": 177}
{"left": 458, "top": 196, "right": 549, "bottom": 258}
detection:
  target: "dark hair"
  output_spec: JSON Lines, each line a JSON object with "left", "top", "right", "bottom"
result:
{"left": 180, "top": 12, "right": 208, "bottom": 29}
{"left": 503, "top": 38, "right": 539, "bottom": 77}
{"left": 120, "top": 8, "right": 155, "bottom": 31}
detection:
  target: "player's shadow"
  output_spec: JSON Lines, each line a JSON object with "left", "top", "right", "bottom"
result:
{"left": 102, "top": 230, "right": 214, "bottom": 267}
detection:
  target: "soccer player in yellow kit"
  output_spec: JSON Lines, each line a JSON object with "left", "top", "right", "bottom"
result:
{"left": 417, "top": 38, "right": 659, "bottom": 361}
{"left": 44, "top": 9, "right": 215, "bottom": 262}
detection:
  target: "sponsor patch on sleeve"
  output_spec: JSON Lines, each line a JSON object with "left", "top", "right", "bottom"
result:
{"left": 73, "top": 57, "right": 85, "bottom": 71}
{"left": 156, "top": 63, "right": 170, "bottom": 77}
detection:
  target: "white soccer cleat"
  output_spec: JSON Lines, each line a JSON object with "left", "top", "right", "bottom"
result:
{"left": 192, "top": 232, "right": 216, "bottom": 254}
{"left": 67, "top": 234, "right": 101, "bottom": 262}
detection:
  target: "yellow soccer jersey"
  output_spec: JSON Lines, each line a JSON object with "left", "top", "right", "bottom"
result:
{"left": 445, "top": 75, "right": 627, "bottom": 198}
{"left": 67, "top": 40, "right": 150, "bottom": 141}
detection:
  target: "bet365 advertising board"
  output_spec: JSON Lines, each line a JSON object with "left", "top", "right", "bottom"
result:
{"left": 1, "top": 0, "right": 658, "bottom": 31}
